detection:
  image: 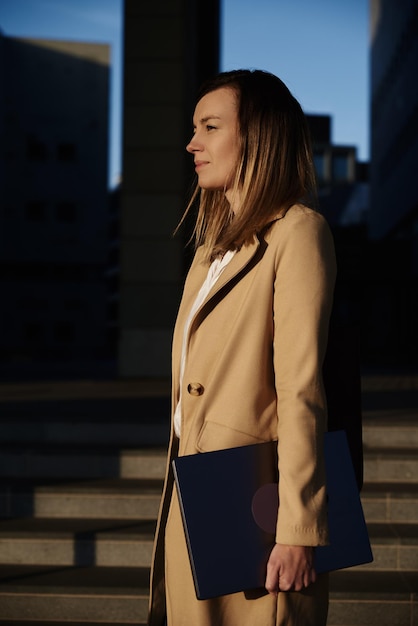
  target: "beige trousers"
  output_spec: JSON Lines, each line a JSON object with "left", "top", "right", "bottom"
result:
{"left": 164, "top": 487, "right": 329, "bottom": 626}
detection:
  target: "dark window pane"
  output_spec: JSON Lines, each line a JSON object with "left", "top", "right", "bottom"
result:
{"left": 26, "top": 135, "right": 48, "bottom": 161}
{"left": 64, "top": 298, "right": 83, "bottom": 311}
{"left": 25, "top": 202, "right": 46, "bottom": 221}
{"left": 333, "top": 155, "right": 349, "bottom": 181}
{"left": 54, "top": 322, "right": 75, "bottom": 342}
{"left": 24, "top": 323, "right": 43, "bottom": 342}
{"left": 313, "top": 151, "right": 326, "bottom": 182}
{"left": 57, "top": 143, "right": 77, "bottom": 162}
{"left": 55, "top": 202, "right": 76, "bottom": 222}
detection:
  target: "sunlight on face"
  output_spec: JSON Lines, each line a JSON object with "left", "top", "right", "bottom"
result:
{"left": 186, "top": 87, "right": 240, "bottom": 201}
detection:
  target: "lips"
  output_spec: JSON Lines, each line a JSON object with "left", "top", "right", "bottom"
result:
{"left": 195, "top": 160, "right": 209, "bottom": 171}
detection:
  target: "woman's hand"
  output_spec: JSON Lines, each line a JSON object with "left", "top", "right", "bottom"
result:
{"left": 265, "top": 543, "right": 316, "bottom": 594}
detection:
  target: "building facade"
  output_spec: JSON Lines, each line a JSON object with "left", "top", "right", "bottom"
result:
{"left": 368, "top": 0, "right": 418, "bottom": 365}
{"left": 369, "top": 0, "right": 418, "bottom": 240}
{"left": 118, "top": 0, "right": 220, "bottom": 377}
{"left": 0, "top": 35, "right": 110, "bottom": 375}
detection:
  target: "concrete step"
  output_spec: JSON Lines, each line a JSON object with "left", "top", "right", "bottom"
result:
{"left": 353, "top": 522, "right": 418, "bottom": 572}
{"left": 361, "top": 387, "right": 418, "bottom": 413}
{"left": 2, "top": 415, "right": 416, "bottom": 448}
{"left": 0, "top": 393, "right": 170, "bottom": 448}
{"left": 361, "top": 482, "right": 418, "bottom": 523}
{"left": 0, "top": 478, "right": 163, "bottom": 519}
{"left": 0, "top": 565, "right": 417, "bottom": 625}
{"left": 0, "top": 622, "right": 146, "bottom": 626}
{"left": 2, "top": 477, "right": 415, "bottom": 524}
{"left": 363, "top": 449, "right": 418, "bottom": 482}
{"left": 363, "top": 415, "right": 418, "bottom": 449}
{"left": 0, "top": 379, "right": 171, "bottom": 402}
{"left": 0, "top": 445, "right": 167, "bottom": 479}
{"left": 0, "top": 565, "right": 149, "bottom": 623}
{"left": 0, "top": 427, "right": 417, "bottom": 482}
{"left": 0, "top": 469, "right": 416, "bottom": 525}
{"left": 328, "top": 569, "right": 418, "bottom": 626}
{"left": 0, "top": 422, "right": 169, "bottom": 447}
{"left": 0, "top": 389, "right": 170, "bottom": 421}
{"left": 0, "top": 518, "right": 156, "bottom": 567}
{"left": 1, "top": 517, "right": 417, "bottom": 573}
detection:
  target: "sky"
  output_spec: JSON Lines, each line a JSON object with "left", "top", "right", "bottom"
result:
{"left": 222, "top": 0, "right": 369, "bottom": 160}
{"left": 0, "top": 0, "right": 369, "bottom": 188}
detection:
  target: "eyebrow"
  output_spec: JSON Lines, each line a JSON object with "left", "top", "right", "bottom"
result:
{"left": 193, "top": 115, "right": 221, "bottom": 125}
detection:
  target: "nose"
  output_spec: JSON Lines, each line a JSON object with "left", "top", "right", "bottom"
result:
{"left": 186, "top": 133, "right": 202, "bottom": 154}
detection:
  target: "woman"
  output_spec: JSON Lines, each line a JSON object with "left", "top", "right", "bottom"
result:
{"left": 148, "top": 69, "right": 336, "bottom": 626}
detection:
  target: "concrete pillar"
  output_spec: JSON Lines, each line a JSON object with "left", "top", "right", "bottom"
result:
{"left": 118, "top": 0, "right": 219, "bottom": 377}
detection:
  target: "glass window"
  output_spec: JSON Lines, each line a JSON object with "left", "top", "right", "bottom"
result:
{"left": 54, "top": 322, "right": 75, "bottom": 342}
{"left": 313, "top": 151, "right": 326, "bottom": 182}
{"left": 64, "top": 298, "right": 83, "bottom": 311}
{"left": 333, "top": 155, "right": 349, "bottom": 181}
{"left": 25, "top": 202, "right": 46, "bottom": 221}
{"left": 26, "top": 135, "right": 48, "bottom": 161}
{"left": 24, "top": 322, "right": 43, "bottom": 343}
{"left": 57, "top": 143, "right": 77, "bottom": 162}
{"left": 55, "top": 202, "right": 77, "bottom": 222}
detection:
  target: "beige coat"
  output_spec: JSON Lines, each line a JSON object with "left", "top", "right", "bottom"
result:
{"left": 148, "top": 205, "right": 337, "bottom": 625}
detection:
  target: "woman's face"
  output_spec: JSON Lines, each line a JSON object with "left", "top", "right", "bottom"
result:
{"left": 186, "top": 87, "right": 240, "bottom": 197}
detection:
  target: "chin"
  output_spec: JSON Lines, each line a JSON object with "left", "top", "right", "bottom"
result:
{"left": 199, "top": 182, "right": 225, "bottom": 191}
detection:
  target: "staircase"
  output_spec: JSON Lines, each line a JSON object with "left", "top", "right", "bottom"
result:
{"left": 0, "top": 376, "right": 417, "bottom": 625}
{"left": 0, "top": 380, "right": 170, "bottom": 625}
{"left": 328, "top": 375, "right": 418, "bottom": 626}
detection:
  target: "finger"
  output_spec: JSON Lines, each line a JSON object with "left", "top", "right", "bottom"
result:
{"left": 292, "top": 579, "right": 303, "bottom": 592}
{"left": 265, "top": 582, "right": 278, "bottom": 595}
{"left": 277, "top": 577, "right": 293, "bottom": 592}
{"left": 265, "top": 568, "right": 279, "bottom": 595}
{"left": 302, "top": 565, "right": 316, "bottom": 589}
{"left": 306, "top": 565, "right": 317, "bottom": 586}
{"left": 265, "top": 582, "right": 279, "bottom": 595}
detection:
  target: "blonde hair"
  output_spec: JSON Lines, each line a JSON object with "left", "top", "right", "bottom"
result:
{"left": 179, "top": 70, "right": 317, "bottom": 262}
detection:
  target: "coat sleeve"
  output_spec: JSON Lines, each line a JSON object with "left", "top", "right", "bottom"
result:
{"left": 272, "top": 209, "right": 336, "bottom": 546}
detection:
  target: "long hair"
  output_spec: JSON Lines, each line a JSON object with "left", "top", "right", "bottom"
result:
{"left": 179, "top": 69, "right": 317, "bottom": 262}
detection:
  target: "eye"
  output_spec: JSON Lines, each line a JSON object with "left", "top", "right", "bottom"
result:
{"left": 206, "top": 124, "right": 217, "bottom": 131}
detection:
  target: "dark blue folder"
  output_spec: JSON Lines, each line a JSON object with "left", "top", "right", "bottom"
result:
{"left": 172, "top": 430, "right": 373, "bottom": 600}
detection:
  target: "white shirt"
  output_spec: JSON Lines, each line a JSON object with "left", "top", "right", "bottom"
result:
{"left": 173, "top": 250, "right": 235, "bottom": 437}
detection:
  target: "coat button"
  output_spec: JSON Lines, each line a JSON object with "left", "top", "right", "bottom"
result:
{"left": 187, "top": 382, "right": 204, "bottom": 396}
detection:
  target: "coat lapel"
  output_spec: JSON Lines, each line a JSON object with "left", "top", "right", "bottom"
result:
{"left": 172, "top": 237, "right": 262, "bottom": 395}
{"left": 181, "top": 237, "right": 261, "bottom": 335}
{"left": 206, "top": 238, "right": 261, "bottom": 301}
